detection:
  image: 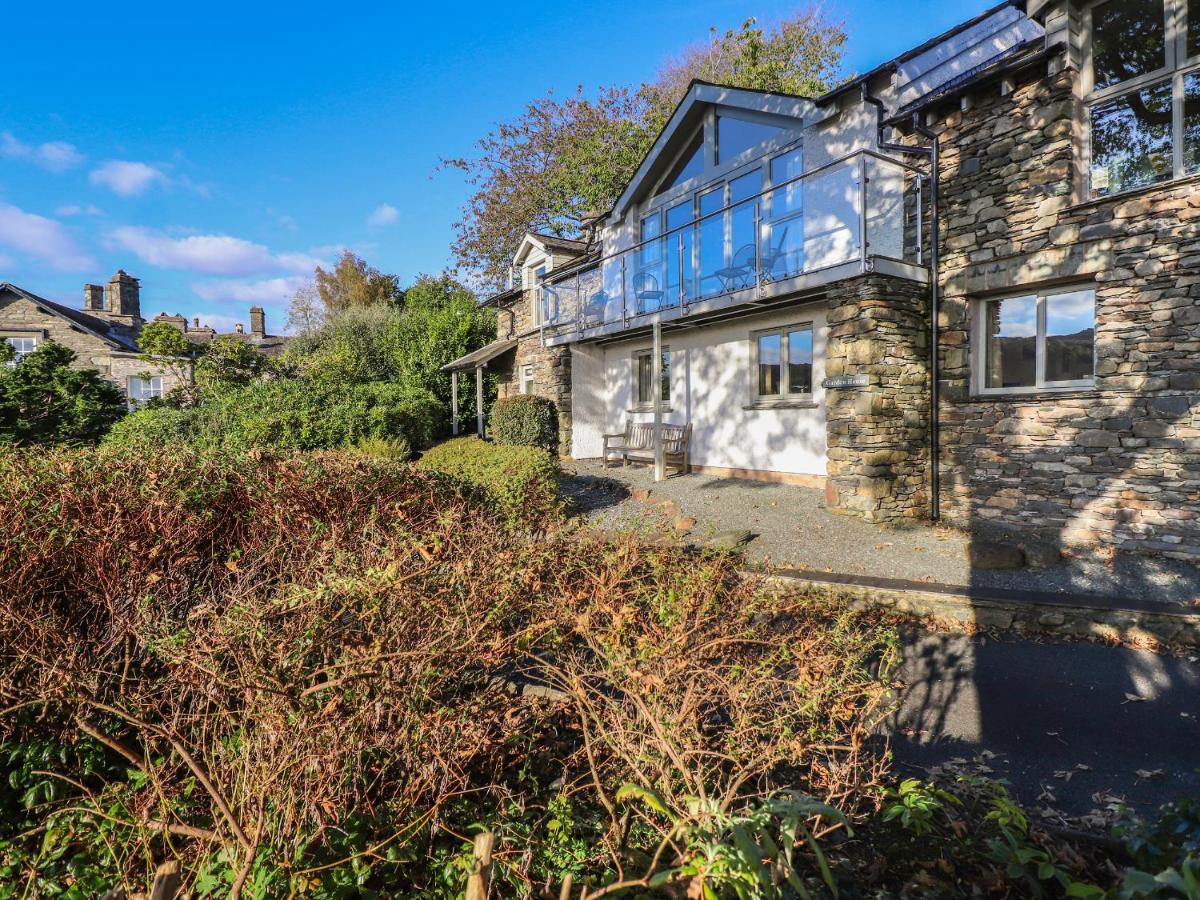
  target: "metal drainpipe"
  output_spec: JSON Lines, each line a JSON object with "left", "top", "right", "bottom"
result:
{"left": 861, "top": 85, "right": 942, "bottom": 521}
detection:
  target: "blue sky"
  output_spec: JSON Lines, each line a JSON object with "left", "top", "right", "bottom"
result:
{"left": 1, "top": 0, "right": 995, "bottom": 333}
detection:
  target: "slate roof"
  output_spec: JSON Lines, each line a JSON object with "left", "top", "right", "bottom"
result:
{"left": 0, "top": 282, "right": 140, "bottom": 352}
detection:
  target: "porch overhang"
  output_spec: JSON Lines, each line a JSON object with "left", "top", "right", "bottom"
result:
{"left": 441, "top": 337, "right": 518, "bottom": 372}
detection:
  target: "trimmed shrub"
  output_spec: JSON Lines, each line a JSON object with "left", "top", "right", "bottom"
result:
{"left": 104, "top": 379, "right": 441, "bottom": 453}
{"left": 489, "top": 394, "right": 559, "bottom": 454}
{"left": 348, "top": 435, "right": 413, "bottom": 461}
{"left": 417, "top": 436, "right": 560, "bottom": 528}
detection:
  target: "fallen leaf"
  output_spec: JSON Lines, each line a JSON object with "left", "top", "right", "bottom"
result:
{"left": 1123, "top": 693, "right": 1147, "bottom": 703}
{"left": 1136, "top": 768, "right": 1165, "bottom": 780}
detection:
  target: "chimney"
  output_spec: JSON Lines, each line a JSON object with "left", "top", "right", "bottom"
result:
{"left": 193, "top": 316, "right": 201, "bottom": 329}
{"left": 83, "top": 283, "right": 104, "bottom": 311}
{"left": 105, "top": 270, "right": 141, "bottom": 321}
{"left": 235, "top": 323, "right": 244, "bottom": 334}
{"left": 249, "top": 305, "right": 265, "bottom": 337}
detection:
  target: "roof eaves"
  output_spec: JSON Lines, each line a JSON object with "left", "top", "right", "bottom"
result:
{"left": 815, "top": 0, "right": 1026, "bottom": 106}
{"left": 0, "top": 282, "right": 136, "bottom": 351}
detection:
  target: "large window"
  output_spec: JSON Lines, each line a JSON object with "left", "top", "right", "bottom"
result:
{"left": 976, "top": 288, "right": 1096, "bottom": 393}
{"left": 4, "top": 336, "right": 36, "bottom": 366}
{"left": 128, "top": 375, "right": 163, "bottom": 405}
{"left": 752, "top": 324, "right": 813, "bottom": 401}
{"left": 1087, "top": 0, "right": 1200, "bottom": 197}
{"left": 633, "top": 347, "right": 670, "bottom": 409}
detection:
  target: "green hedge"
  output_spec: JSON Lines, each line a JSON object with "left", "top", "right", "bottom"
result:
{"left": 104, "top": 380, "right": 440, "bottom": 454}
{"left": 490, "top": 395, "right": 559, "bottom": 454}
{"left": 417, "top": 437, "right": 560, "bottom": 529}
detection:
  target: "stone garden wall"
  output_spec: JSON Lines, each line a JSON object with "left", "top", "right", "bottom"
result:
{"left": 494, "top": 288, "right": 574, "bottom": 454}
{"left": 932, "top": 65, "right": 1200, "bottom": 560}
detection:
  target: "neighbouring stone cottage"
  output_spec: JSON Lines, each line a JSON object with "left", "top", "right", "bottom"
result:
{"left": 445, "top": 0, "right": 1200, "bottom": 561}
{"left": 0, "top": 270, "right": 287, "bottom": 403}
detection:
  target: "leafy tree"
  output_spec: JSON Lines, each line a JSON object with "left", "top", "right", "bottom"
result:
{"left": 445, "top": 10, "right": 847, "bottom": 288}
{"left": 0, "top": 341, "right": 126, "bottom": 445}
{"left": 285, "top": 272, "right": 496, "bottom": 427}
{"left": 136, "top": 321, "right": 195, "bottom": 392}
{"left": 286, "top": 281, "right": 326, "bottom": 336}
{"left": 314, "top": 250, "right": 402, "bottom": 313}
{"left": 195, "top": 335, "right": 290, "bottom": 389}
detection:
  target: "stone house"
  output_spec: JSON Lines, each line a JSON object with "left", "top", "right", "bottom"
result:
{"left": 0, "top": 270, "right": 285, "bottom": 404}
{"left": 445, "top": 0, "right": 1200, "bottom": 560}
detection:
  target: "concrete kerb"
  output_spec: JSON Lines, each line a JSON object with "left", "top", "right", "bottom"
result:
{"left": 753, "top": 567, "right": 1200, "bottom": 650}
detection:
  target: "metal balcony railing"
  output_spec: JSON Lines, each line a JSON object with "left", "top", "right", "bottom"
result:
{"left": 539, "top": 149, "right": 929, "bottom": 341}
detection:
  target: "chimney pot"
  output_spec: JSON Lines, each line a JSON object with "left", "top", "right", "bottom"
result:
{"left": 235, "top": 323, "right": 244, "bottom": 334}
{"left": 193, "top": 316, "right": 200, "bottom": 329}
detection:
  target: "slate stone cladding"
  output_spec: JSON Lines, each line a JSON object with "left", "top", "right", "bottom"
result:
{"left": 493, "top": 288, "right": 573, "bottom": 454}
{"left": 931, "top": 65, "right": 1200, "bottom": 559}
{"left": 824, "top": 273, "right": 931, "bottom": 523}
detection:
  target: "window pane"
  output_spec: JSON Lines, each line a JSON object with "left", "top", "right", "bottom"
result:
{"left": 636, "top": 354, "right": 652, "bottom": 404}
{"left": 1187, "top": 74, "right": 1200, "bottom": 176}
{"left": 698, "top": 187, "right": 725, "bottom": 297}
{"left": 758, "top": 333, "right": 782, "bottom": 396}
{"left": 1045, "top": 291, "right": 1095, "bottom": 384}
{"left": 655, "top": 132, "right": 704, "bottom": 196}
{"left": 1092, "top": 0, "right": 1166, "bottom": 90}
{"left": 730, "top": 171, "right": 761, "bottom": 280}
{"left": 1090, "top": 80, "right": 1174, "bottom": 197}
{"left": 984, "top": 297, "right": 1037, "bottom": 389}
{"left": 665, "top": 200, "right": 695, "bottom": 301}
{"left": 769, "top": 148, "right": 804, "bottom": 220}
{"left": 716, "top": 114, "right": 785, "bottom": 163}
{"left": 787, "top": 328, "right": 813, "bottom": 394}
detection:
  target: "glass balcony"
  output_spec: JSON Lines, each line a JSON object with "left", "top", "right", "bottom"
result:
{"left": 539, "top": 150, "right": 929, "bottom": 343}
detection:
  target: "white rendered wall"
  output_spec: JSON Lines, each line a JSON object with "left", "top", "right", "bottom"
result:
{"left": 570, "top": 304, "right": 829, "bottom": 477}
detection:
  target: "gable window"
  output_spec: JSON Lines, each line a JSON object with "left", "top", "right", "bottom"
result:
{"left": 654, "top": 131, "right": 705, "bottom": 197}
{"left": 4, "top": 336, "right": 36, "bottom": 366}
{"left": 751, "top": 324, "right": 813, "bottom": 400}
{"left": 975, "top": 288, "right": 1096, "bottom": 394}
{"left": 633, "top": 347, "right": 670, "bottom": 409}
{"left": 1086, "top": 0, "right": 1200, "bottom": 196}
{"left": 128, "top": 375, "right": 163, "bottom": 405}
{"left": 715, "top": 113, "right": 786, "bottom": 164}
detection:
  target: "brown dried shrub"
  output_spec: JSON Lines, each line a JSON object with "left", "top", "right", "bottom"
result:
{"left": 0, "top": 446, "right": 895, "bottom": 896}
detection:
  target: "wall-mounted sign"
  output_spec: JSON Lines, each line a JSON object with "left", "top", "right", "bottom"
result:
{"left": 821, "top": 374, "right": 871, "bottom": 389}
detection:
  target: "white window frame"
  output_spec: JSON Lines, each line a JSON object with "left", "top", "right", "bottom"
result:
{"left": 972, "top": 287, "right": 1098, "bottom": 396}
{"left": 1083, "top": 0, "right": 1200, "bottom": 197}
{"left": 632, "top": 346, "right": 671, "bottom": 411}
{"left": 519, "top": 363, "right": 535, "bottom": 395}
{"left": 750, "top": 322, "right": 815, "bottom": 403}
{"left": 4, "top": 335, "right": 37, "bottom": 366}
{"left": 128, "top": 375, "right": 163, "bottom": 405}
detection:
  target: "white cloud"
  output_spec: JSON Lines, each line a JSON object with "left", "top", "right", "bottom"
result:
{"left": 0, "top": 132, "right": 85, "bottom": 172}
{"left": 0, "top": 203, "right": 94, "bottom": 271}
{"left": 191, "top": 275, "right": 310, "bottom": 304}
{"left": 56, "top": 203, "right": 105, "bottom": 217}
{"left": 367, "top": 203, "right": 399, "bottom": 227}
{"left": 90, "top": 160, "right": 169, "bottom": 197}
{"left": 108, "top": 226, "right": 322, "bottom": 276}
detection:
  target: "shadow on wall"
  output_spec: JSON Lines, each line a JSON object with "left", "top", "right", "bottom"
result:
{"left": 906, "top": 344, "right": 1200, "bottom": 814}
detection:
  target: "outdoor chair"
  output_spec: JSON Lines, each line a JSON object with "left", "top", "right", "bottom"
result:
{"left": 714, "top": 244, "right": 755, "bottom": 292}
{"left": 758, "top": 225, "right": 791, "bottom": 281}
{"left": 633, "top": 271, "right": 664, "bottom": 314}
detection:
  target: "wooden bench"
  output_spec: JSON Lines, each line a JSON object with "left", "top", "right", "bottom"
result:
{"left": 603, "top": 421, "right": 693, "bottom": 475}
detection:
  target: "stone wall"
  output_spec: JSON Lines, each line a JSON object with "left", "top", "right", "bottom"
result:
{"left": 932, "top": 64, "right": 1200, "bottom": 559}
{"left": 494, "top": 288, "right": 574, "bottom": 454}
{"left": 0, "top": 293, "right": 188, "bottom": 399}
{"left": 824, "top": 273, "right": 931, "bottom": 522}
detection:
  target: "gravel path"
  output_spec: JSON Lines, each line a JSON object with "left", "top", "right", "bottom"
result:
{"left": 561, "top": 460, "right": 1200, "bottom": 607}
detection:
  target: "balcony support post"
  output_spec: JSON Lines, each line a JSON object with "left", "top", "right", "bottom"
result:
{"left": 652, "top": 320, "right": 665, "bottom": 483}
{"left": 451, "top": 369, "right": 459, "bottom": 436}
{"left": 858, "top": 154, "right": 869, "bottom": 264}
{"left": 754, "top": 202, "right": 762, "bottom": 296}
{"left": 475, "top": 365, "right": 484, "bottom": 438}
{"left": 621, "top": 256, "right": 628, "bottom": 328}
{"left": 677, "top": 232, "right": 685, "bottom": 311}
